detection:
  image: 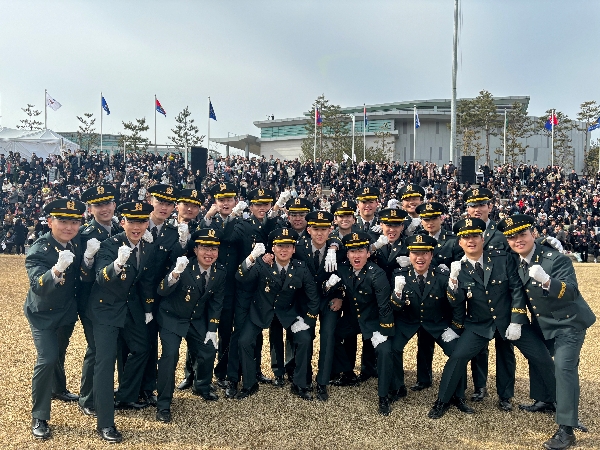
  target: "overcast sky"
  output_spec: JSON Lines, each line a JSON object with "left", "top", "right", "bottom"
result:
{"left": 1, "top": 0, "right": 598, "bottom": 150}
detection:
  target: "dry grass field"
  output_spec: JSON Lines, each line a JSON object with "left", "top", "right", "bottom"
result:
{"left": 1, "top": 254, "right": 599, "bottom": 450}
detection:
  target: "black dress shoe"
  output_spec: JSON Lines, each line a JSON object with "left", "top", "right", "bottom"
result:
{"left": 498, "top": 397, "right": 513, "bottom": 411}
{"left": 470, "top": 387, "right": 488, "bottom": 402}
{"left": 428, "top": 399, "right": 451, "bottom": 419}
{"left": 256, "top": 372, "right": 272, "bottom": 384}
{"left": 315, "top": 384, "right": 329, "bottom": 401}
{"left": 114, "top": 400, "right": 148, "bottom": 410}
{"left": 543, "top": 426, "right": 576, "bottom": 450}
{"left": 78, "top": 404, "right": 96, "bottom": 417}
{"left": 272, "top": 375, "right": 286, "bottom": 387}
{"left": 192, "top": 388, "right": 219, "bottom": 401}
{"left": 290, "top": 384, "right": 313, "bottom": 400}
{"left": 51, "top": 390, "right": 79, "bottom": 402}
{"left": 177, "top": 376, "right": 194, "bottom": 390}
{"left": 31, "top": 418, "right": 51, "bottom": 440}
{"left": 574, "top": 421, "right": 588, "bottom": 433}
{"left": 356, "top": 372, "right": 375, "bottom": 383}
{"left": 519, "top": 400, "right": 556, "bottom": 413}
{"left": 388, "top": 386, "right": 408, "bottom": 403}
{"left": 140, "top": 390, "right": 157, "bottom": 406}
{"left": 378, "top": 396, "right": 391, "bottom": 416}
{"left": 156, "top": 409, "right": 172, "bottom": 423}
{"left": 410, "top": 381, "right": 432, "bottom": 392}
{"left": 216, "top": 378, "right": 228, "bottom": 390}
{"left": 236, "top": 383, "right": 259, "bottom": 400}
{"left": 331, "top": 372, "right": 359, "bottom": 387}
{"left": 286, "top": 370, "right": 295, "bottom": 383}
{"left": 451, "top": 396, "right": 475, "bottom": 414}
{"left": 225, "top": 381, "right": 238, "bottom": 399}
{"left": 97, "top": 426, "right": 123, "bottom": 443}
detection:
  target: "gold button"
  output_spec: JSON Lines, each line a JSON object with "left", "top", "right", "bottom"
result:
{"left": 493, "top": 316, "right": 496, "bottom": 319}
{"left": 485, "top": 291, "right": 488, "bottom": 295}
{"left": 99, "top": 299, "right": 103, "bottom": 303}
{"left": 566, "top": 315, "right": 570, "bottom": 318}
{"left": 536, "top": 314, "right": 540, "bottom": 317}
{"left": 488, "top": 300, "right": 491, "bottom": 303}
{"left": 490, "top": 308, "right": 494, "bottom": 311}
{"left": 533, "top": 306, "right": 536, "bottom": 309}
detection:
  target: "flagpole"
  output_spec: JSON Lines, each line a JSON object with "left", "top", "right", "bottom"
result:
{"left": 44, "top": 89, "right": 48, "bottom": 130}
{"left": 450, "top": 0, "right": 458, "bottom": 164}
{"left": 351, "top": 115, "right": 355, "bottom": 163}
{"left": 207, "top": 97, "right": 211, "bottom": 158}
{"left": 363, "top": 104, "right": 366, "bottom": 162}
{"left": 551, "top": 109, "right": 555, "bottom": 167}
{"left": 100, "top": 92, "right": 104, "bottom": 155}
{"left": 503, "top": 108, "right": 507, "bottom": 165}
{"left": 155, "top": 95, "right": 157, "bottom": 153}
{"left": 413, "top": 105, "right": 417, "bottom": 161}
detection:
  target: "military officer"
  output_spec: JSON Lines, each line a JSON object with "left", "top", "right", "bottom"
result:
{"left": 89, "top": 202, "right": 156, "bottom": 443}
{"left": 174, "top": 188, "right": 204, "bottom": 233}
{"left": 398, "top": 183, "right": 425, "bottom": 236}
{"left": 410, "top": 201, "right": 464, "bottom": 392}
{"left": 498, "top": 215, "right": 596, "bottom": 450}
{"left": 155, "top": 229, "right": 225, "bottom": 423}
{"left": 77, "top": 184, "right": 122, "bottom": 417}
{"left": 389, "top": 235, "right": 471, "bottom": 414}
{"left": 283, "top": 196, "right": 313, "bottom": 235}
{"left": 24, "top": 199, "right": 87, "bottom": 440}
{"left": 324, "top": 232, "right": 396, "bottom": 415}
{"left": 235, "top": 228, "right": 320, "bottom": 400}
{"left": 428, "top": 218, "right": 556, "bottom": 419}
{"left": 370, "top": 208, "right": 409, "bottom": 281}
{"left": 327, "top": 199, "right": 358, "bottom": 263}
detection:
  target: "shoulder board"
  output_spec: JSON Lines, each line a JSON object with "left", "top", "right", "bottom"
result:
{"left": 399, "top": 266, "right": 411, "bottom": 274}
{"left": 435, "top": 266, "right": 449, "bottom": 275}
{"left": 113, "top": 237, "right": 119, "bottom": 242}
{"left": 81, "top": 225, "right": 98, "bottom": 235}
{"left": 294, "top": 260, "right": 304, "bottom": 266}
{"left": 541, "top": 250, "right": 559, "bottom": 260}
{"left": 164, "top": 222, "right": 178, "bottom": 230}
{"left": 489, "top": 250, "right": 506, "bottom": 257}
{"left": 31, "top": 238, "right": 50, "bottom": 252}
{"left": 215, "top": 262, "right": 226, "bottom": 271}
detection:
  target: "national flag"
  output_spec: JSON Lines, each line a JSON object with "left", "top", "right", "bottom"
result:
{"left": 363, "top": 105, "right": 368, "bottom": 129}
{"left": 46, "top": 92, "right": 62, "bottom": 111}
{"left": 544, "top": 114, "right": 558, "bottom": 131}
{"left": 415, "top": 111, "right": 420, "bottom": 129}
{"left": 209, "top": 101, "right": 217, "bottom": 121}
{"left": 588, "top": 117, "right": 600, "bottom": 132}
{"left": 156, "top": 98, "right": 166, "bottom": 116}
{"left": 316, "top": 107, "right": 322, "bottom": 126}
{"left": 102, "top": 96, "right": 110, "bottom": 115}
{"left": 342, "top": 152, "right": 350, "bottom": 161}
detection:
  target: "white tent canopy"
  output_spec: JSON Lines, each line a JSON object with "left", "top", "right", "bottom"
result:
{"left": 0, "top": 128, "right": 79, "bottom": 160}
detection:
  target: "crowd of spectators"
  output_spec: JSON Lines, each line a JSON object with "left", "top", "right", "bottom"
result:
{"left": 1, "top": 149, "right": 600, "bottom": 261}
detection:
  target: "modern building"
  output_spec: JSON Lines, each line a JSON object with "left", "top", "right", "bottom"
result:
{"left": 211, "top": 96, "right": 589, "bottom": 172}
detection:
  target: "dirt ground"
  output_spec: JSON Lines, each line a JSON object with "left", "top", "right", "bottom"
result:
{"left": 1, "top": 255, "right": 598, "bottom": 449}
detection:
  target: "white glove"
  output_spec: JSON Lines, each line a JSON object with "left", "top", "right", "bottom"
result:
{"left": 387, "top": 199, "right": 399, "bottom": 209}
{"left": 394, "top": 275, "right": 406, "bottom": 295}
{"left": 396, "top": 256, "right": 411, "bottom": 267}
{"left": 276, "top": 190, "right": 292, "bottom": 207}
{"left": 373, "top": 234, "right": 388, "bottom": 250}
{"left": 407, "top": 217, "right": 421, "bottom": 232}
{"left": 250, "top": 243, "right": 266, "bottom": 260}
{"left": 173, "top": 256, "right": 189, "bottom": 274}
{"left": 441, "top": 327, "right": 460, "bottom": 342}
{"left": 204, "top": 331, "right": 218, "bottom": 349}
{"left": 267, "top": 209, "right": 279, "bottom": 219}
{"left": 325, "top": 248, "right": 337, "bottom": 272}
{"left": 290, "top": 316, "right": 310, "bottom": 333}
{"left": 438, "top": 263, "right": 449, "bottom": 272}
{"left": 450, "top": 261, "right": 462, "bottom": 280}
{"left": 178, "top": 223, "right": 190, "bottom": 243}
{"left": 54, "top": 250, "right": 75, "bottom": 273}
{"left": 529, "top": 264, "right": 550, "bottom": 285}
{"left": 115, "top": 245, "right": 132, "bottom": 267}
{"left": 231, "top": 201, "right": 248, "bottom": 217}
{"left": 370, "top": 224, "right": 383, "bottom": 233}
{"left": 545, "top": 236, "right": 564, "bottom": 253}
{"left": 505, "top": 323, "right": 522, "bottom": 341}
{"left": 84, "top": 238, "right": 101, "bottom": 260}
{"left": 145, "top": 312, "right": 153, "bottom": 324}
{"left": 326, "top": 274, "right": 341, "bottom": 289}
{"left": 142, "top": 229, "right": 153, "bottom": 243}
{"left": 371, "top": 331, "right": 388, "bottom": 348}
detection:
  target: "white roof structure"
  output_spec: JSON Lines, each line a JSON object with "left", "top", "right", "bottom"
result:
{"left": 0, "top": 128, "right": 79, "bottom": 159}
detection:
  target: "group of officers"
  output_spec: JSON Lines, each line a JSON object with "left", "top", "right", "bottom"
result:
{"left": 23, "top": 180, "right": 595, "bottom": 450}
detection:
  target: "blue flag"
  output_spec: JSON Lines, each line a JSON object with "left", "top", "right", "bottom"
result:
{"left": 102, "top": 96, "right": 110, "bottom": 115}
{"left": 415, "top": 111, "right": 420, "bottom": 129}
{"left": 209, "top": 101, "right": 217, "bottom": 121}
{"left": 588, "top": 117, "right": 600, "bottom": 132}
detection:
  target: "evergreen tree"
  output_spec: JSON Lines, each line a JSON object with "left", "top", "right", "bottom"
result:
{"left": 17, "top": 104, "right": 43, "bottom": 130}
{"left": 538, "top": 109, "right": 574, "bottom": 168}
{"left": 76, "top": 112, "right": 99, "bottom": 153}
{"left": 576, "top": 101, "right": 600, "bottom": 175}
{"left": 169, "top": 106, "right": 204, "bottom": 150}
{"left": 493, "top": 102, "right": 533, "bottom": 165}
{"left": 119, "top": 117, "right": 150, "bottom": 153}
{"left": 371, "top": 122, "right": 394, "bottom": 162}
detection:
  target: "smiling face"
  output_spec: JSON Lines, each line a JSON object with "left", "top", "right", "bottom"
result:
{"left": 381, "top": 223, "right": 403, "bottom": 243}
{"left": 149, "top": 197, "right": 175, "bottom": 224}
{"left": 89, "top": 200, "right": 116, "bottom": 226}
{"left": 458, "top": 233, "right": 484, "bottom": 260}
{"left": 335, "top": 214, "right": 355, "bottom": 233}
{"left": 216, "top": 197, "right": 237, "bottom": 216}
{"left": 48, "top": 217, "right": 80, "bottom": 244}
{"left": 506, "top": 229, "right": 535, "bottom": 257}
{"left": 272, "top": 243, "right": 295, "bottom": 266}
{"left": 250, "top": 202, "right": 271, "bottom": 220}
{"left": 194, "top": 244, "right": 219, "bottom": 270}
{"left": 357, "top": 199, "right": 377, "bottom": 221}
{"left": 307, "top": 226, "right": 332, "bottom": 247}
{"left": 409, "top": 250, "right": 433, "bottom": 275}
{"left": 467, "top": 202, "right": 493, "bottom": 222}
{"left": 347, "top": 247, "right": 370, "bottom": 271}
{"left": 177, "top": 201, "right": 200, "bottom": 222}
{"left": 402, "top": 196, "right": 423, "bottom": 217}
{"left": 288, "top": 212, "right": 308, "bottom": 232}
{"left": 421, "top": 216, "right": 443, "bottom": 235}
{"left": 121, "top": 218, "right": 149, "bottom": 245}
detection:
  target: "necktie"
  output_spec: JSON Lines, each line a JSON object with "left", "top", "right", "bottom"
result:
{"left": 520, "top": 260, "right": 528, "bottom": 277}
{"left": 130, "top": 247, "right": 138, "bottom": 269}
{"left": 200, "top": 271, "right": 207, "bottom": 295}
{"left": 280, "top": 268, "right": 286, "bottom": 284}
{"left": 475, "top": 262, "right": 484, "bottom": 280}
{"left": 65, "top": 242, "right": 73, "bottom": 252}
{"left": 314, "top": 249, "right": 321, "bottom": 269}
{"left": 364, "top": 221, "right": 370, "bottom": 232}
{"left": 151, "top": 226, "right": 158, "bottom": 241}
{"left": 418, "top": 274, "right": 425, "bottom": 294}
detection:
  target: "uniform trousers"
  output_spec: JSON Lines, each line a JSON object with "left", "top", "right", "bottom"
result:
{"left": 78, "top": 316, "right": 96, "bottom": 409}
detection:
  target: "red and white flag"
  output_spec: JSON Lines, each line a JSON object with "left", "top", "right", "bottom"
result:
{"left": 46, "top": 92, "right": 62, "bottom": 111}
